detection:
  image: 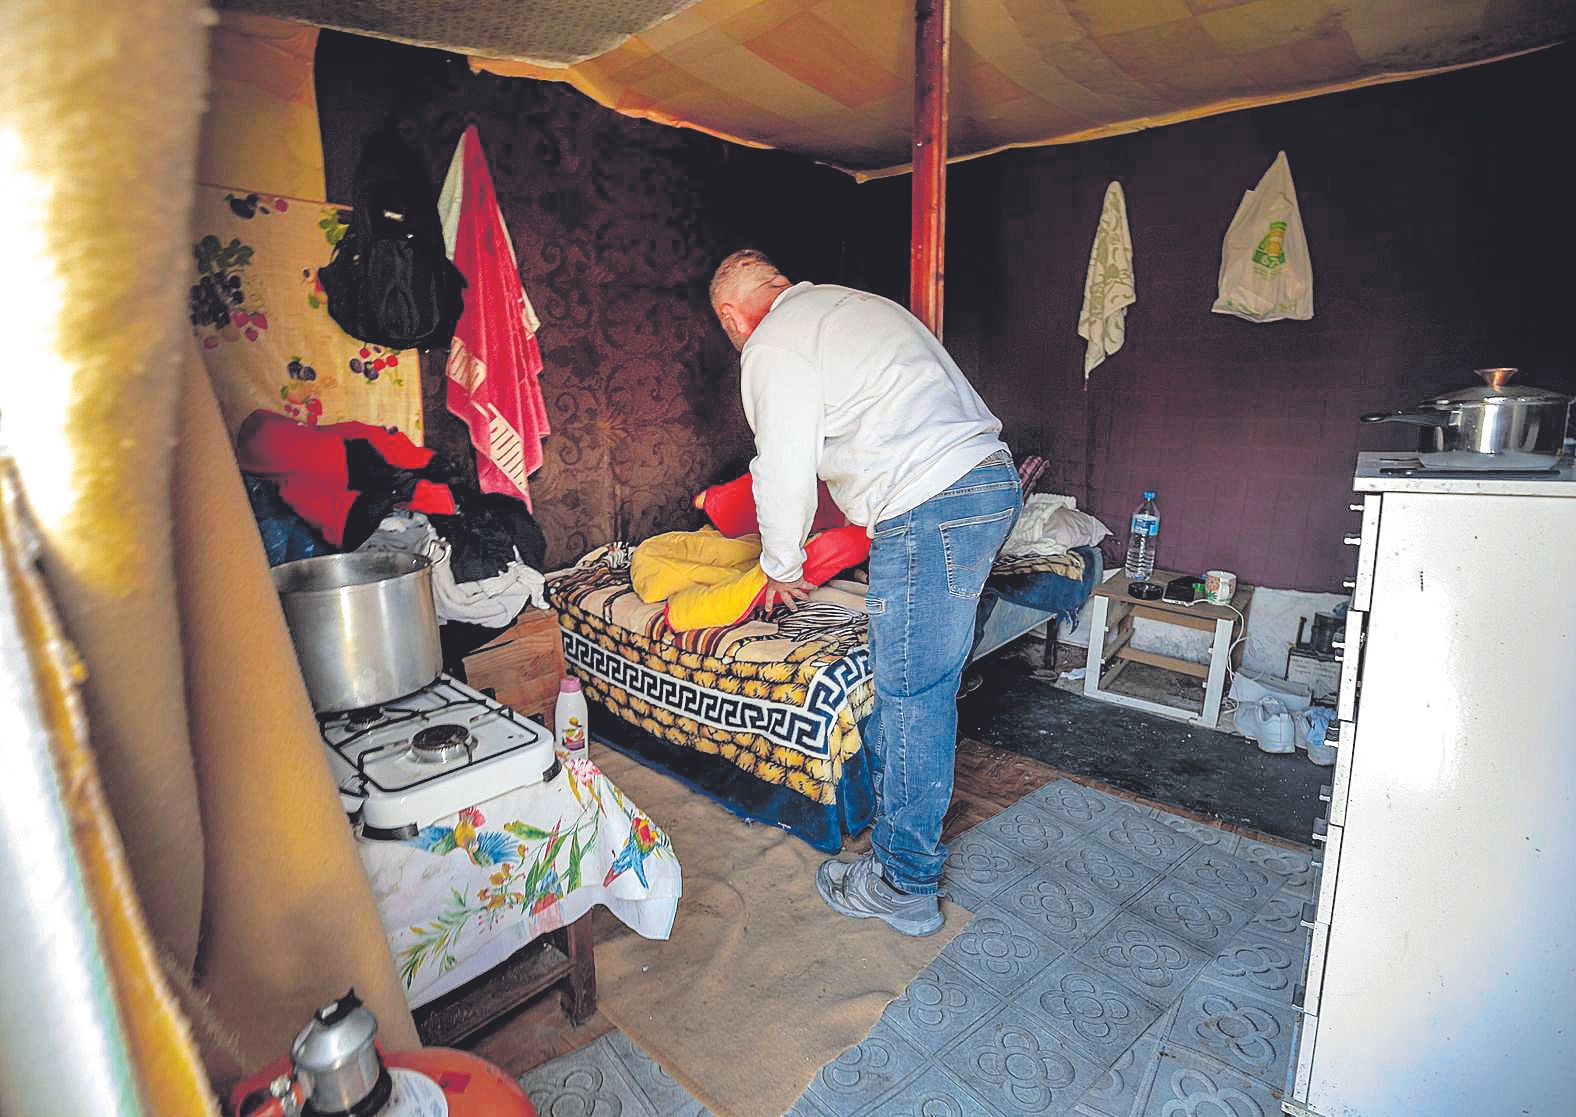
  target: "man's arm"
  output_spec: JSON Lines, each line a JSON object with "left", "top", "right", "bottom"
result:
{"left": 740, "top": 343, "right": 823, "bottom": 584}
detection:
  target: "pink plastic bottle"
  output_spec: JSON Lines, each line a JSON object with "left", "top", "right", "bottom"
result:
{"left": 554, "top": 677, "right": 588, "bottom": 753}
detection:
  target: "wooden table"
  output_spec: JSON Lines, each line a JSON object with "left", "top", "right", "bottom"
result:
{"left": 412, "top": 914, "right": 596, "bottom": 1047}
{"left": 424, "top": 605, "right": 590, "bottom": 1046}
{"left": 1081, "top": 570, "right": 1253, "bottom": 729}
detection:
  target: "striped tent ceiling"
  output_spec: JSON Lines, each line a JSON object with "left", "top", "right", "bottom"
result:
{"left": 225, "top": 0, "right": 1576, "bottom": 178}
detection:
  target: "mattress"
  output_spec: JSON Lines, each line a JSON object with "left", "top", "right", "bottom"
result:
{"left": 545, "top": 544, "right": 1093, "bottom": 851}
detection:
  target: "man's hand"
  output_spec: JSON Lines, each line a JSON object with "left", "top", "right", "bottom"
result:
{"left": 762, "top": 576, "right": 815, "bottom": 614}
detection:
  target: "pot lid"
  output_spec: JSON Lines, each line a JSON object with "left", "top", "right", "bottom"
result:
{"left": 290, "top": 989, "right": 379, "bottom": 1077}
{"left": 1432, "top": 368, "right": 1571, "bottom": 406}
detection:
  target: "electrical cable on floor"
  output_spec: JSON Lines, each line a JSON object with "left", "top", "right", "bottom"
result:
{"left": 1180, "top": 598, "right": 1249, "bottom": 721}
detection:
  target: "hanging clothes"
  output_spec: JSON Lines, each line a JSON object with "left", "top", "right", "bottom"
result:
{"left": 438, "top": 125, "right": 550, "bottom": 509}
{"left": 1077, "top": 181, "right": 1136, "bottom": 382}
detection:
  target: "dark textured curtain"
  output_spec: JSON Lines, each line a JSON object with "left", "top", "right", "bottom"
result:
{"left": 316, "top": 31, "right": 865, "bottom": 565}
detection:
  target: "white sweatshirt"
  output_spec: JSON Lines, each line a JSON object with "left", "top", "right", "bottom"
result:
{"left": 740, "top": 282, "right": 1008, "bottom": 582}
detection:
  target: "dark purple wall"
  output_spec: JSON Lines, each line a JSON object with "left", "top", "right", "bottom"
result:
{"left": 850, "top": 45, "right": 1576, "bottom": 591}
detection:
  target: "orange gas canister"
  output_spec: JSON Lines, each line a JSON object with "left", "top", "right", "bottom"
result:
{"left": 227, "top": 989, "right": 535, "bottom": 1117}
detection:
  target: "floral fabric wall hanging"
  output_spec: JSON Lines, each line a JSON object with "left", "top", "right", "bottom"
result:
{"left": 190, "top": 184, "right": 425, "bottom": 441}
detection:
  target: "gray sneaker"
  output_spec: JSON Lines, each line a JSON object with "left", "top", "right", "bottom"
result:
{"left": 816, "top": 851, "right": 944, "bottom": 937}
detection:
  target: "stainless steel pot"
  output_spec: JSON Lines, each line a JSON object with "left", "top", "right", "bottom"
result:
{"left": 1361, "top": 367, "right": 1572, "bottom": 461}
{"left": 272, "top": 551, "right": 441, "bottom": 712}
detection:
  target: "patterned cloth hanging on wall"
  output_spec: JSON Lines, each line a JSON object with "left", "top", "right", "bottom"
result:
{"left": 189, "top": 185, "right": 424, "bottom": 442}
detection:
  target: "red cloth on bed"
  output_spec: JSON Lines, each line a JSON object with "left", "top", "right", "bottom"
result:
{"left": 234, "top": 410, "right": 455, "bottom": 546}
{"left": 673, "top": 471, "right": 869, "bottom": 629}
{"left": 697, "top": 473, "right": 847, "bottom": 538}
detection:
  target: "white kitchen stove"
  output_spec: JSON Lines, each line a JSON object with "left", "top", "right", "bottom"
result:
{"left": 318, "top": 674, "right": 558, "bottom": 839}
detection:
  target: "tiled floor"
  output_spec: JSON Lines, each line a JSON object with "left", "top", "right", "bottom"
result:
{"left": 520, "top": 778, "right": 1312, "bottom": 1117}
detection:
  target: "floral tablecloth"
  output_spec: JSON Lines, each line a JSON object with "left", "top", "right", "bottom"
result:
{"left": 355, "top": 749, "right": 680, "bottom": 1008}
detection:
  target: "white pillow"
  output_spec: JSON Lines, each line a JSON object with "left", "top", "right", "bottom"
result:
{"left": 1006, "top": 502, "right": 1110, "bottom": 553}
{"left": 1041, "top": 506, "right": 1111, "bottom": 548}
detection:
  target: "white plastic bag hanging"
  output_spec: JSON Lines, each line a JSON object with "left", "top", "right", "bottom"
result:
{"left": 1211, "top": 151, "right": 1313, "bottom": 322}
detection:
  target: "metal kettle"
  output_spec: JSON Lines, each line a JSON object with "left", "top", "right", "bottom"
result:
{"left": 289, "top": 989, "right": 390, "bottom": 1116}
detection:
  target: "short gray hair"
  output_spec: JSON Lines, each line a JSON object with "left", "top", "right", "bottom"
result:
{"left": 709, "top": 248, "right": 781, "bottom": 310}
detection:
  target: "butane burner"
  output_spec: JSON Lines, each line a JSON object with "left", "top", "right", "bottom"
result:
{"left": 318, "top": 674, "right": 559, "bottom": 839}
{"left": 410, "top": 723, "right": 472, "bottom": 763}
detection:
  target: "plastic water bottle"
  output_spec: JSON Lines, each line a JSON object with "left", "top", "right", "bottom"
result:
{"left": 554, "top": 677, "right": 589, "bottom": 753}
{"left": 1124, "top": 491, "right": 1161, "bottom": 580}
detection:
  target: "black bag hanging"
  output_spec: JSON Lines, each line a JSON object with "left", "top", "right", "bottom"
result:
{"left": 318, "top": 124, "right": 466, "bottom": 351}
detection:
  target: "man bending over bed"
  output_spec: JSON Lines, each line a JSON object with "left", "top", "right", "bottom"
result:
{"left": 709, "top": 249, "right": 1021, "bottom": 936}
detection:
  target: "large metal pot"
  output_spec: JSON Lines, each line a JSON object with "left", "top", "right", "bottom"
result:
{"left": 1361, "top": 367, "right": 1572, "bottom": 462}
{"left": 271, "top": 552, "right": 441, "bottom": 712}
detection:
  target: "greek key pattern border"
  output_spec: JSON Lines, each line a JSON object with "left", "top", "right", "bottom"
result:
{"left": 561, "top": 629, "right": 870, "bottom": 759}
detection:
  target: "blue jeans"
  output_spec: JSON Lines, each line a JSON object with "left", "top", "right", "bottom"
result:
{"left": 863, "top": 451, "right": 1021, "bottom": 894}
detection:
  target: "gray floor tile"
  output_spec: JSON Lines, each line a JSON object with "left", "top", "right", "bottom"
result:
{"left": 1166, "top": 848, "right": 1279, "bottom": 912}
{"left": 864, "top": 1063, "right": 1006, "bottom": 1117}
{"left": 1153, "top": 813, "right": 1237, "bottom": 853}
{"left": 942, "top": 878, "right": 991, "bottom": 914}
{"left": 1070, "top": 1023, "right": 1165, "bottom": 1117}
{"left": 941, "top": 905, "right": 1063, "bottom": 996}
{"left": 1168, "top": 978, "right": 1297, "bottom": 1087}
{"left": 1014, "top": 955, "right": 1167, "bottom": 1065}
{"left": 803, "top": 1018, "right": 928, "bottom": 1115}
{"left": 1075, "top": 911, "right": 1211, "bottom": 1002}
{"left": 1139, "top": 1042, "right": 1286, "bottom": 1117}
{"left": 990, "top": 866, "right": 1122, "bottom": 953}
{"left": 1234, "top": 837, "right": 1317, "bottom": 897}
{"left": 789, "top": 796, "right": 1296, "bottom": 1117}
{"left": 604, "top": 1031, "right": 710, "bottom": 1116}
{"left": 1051, "top": 841, "right": 1162, "bottom": 902}
{"left": 1244, "top": 889, "right": 1312, "bottom": 953}
{"left": 1123, "top": 878, "right": 1254, "bottom": 950}
{"left": 882, "top": 955, "right": 1003, "bottom": 1055}
{"left": 941, "top": 1003, "right": 1106, "bottom": 1115}
{"left": 1204, "top": 928, "right": 1302, "bottom": 1003}
{"left": 520, "top": 1035, "right": 657, "bottom": 1117}
{"left": 1027, "top": 778, "right": 1122, "bottom": 833}
{"left": 975, "top": 799, "right": 1080, "bottom": 859}
{"left": 941, "top": 829, "right": 1035, "bottom": 903}
{"left": 782, "top": 1094, "right": 832, "bottom": 1117}
{"left": 1089, "top": 807, "right": 1201, "bottom": 871}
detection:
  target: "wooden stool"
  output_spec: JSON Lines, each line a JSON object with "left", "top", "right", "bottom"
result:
{"left": 1082, "top": 571, "right": 1253, "bottom": 729}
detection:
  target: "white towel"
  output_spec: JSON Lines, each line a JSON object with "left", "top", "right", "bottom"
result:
{"left": 1077, "top": 181, "right": 1136, "bottom": 381}
{"left": 358, "top": 511, "right": 547, "bottom": 629}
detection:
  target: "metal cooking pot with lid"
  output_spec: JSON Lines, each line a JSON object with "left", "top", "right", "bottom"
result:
{"left": 272, "top": 551, "right": 441, "bottom": 712}
{"left": 1361, "top": 367, "right": 1572, "bottom": 462}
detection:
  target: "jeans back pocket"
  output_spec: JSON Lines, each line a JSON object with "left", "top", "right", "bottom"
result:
{"left": 939, "top": 507, "right": 1017, "bottom": 598}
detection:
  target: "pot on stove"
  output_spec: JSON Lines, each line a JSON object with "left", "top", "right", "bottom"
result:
{"left": 1361, "top": 367, "right": 1572, "bottom": 465}
{"left": 272, "top": 552, "right": 442, "bottom": 712}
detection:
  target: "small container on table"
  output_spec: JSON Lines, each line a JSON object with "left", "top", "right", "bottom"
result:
{"left": 1082, "top": 570, "right": 1253, "bottom": 729}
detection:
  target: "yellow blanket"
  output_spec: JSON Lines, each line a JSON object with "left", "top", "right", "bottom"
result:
{"left": 631, "top": 528, "right": 768, "bottom": 632}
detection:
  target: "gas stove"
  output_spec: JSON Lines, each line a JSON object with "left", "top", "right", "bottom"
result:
{"left": 318, "top": 675, "right": 558, "bottom": 840}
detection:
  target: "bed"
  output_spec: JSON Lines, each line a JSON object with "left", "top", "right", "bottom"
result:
{"left": 547, "top": 524, "right": 1100, "bottom": 852}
